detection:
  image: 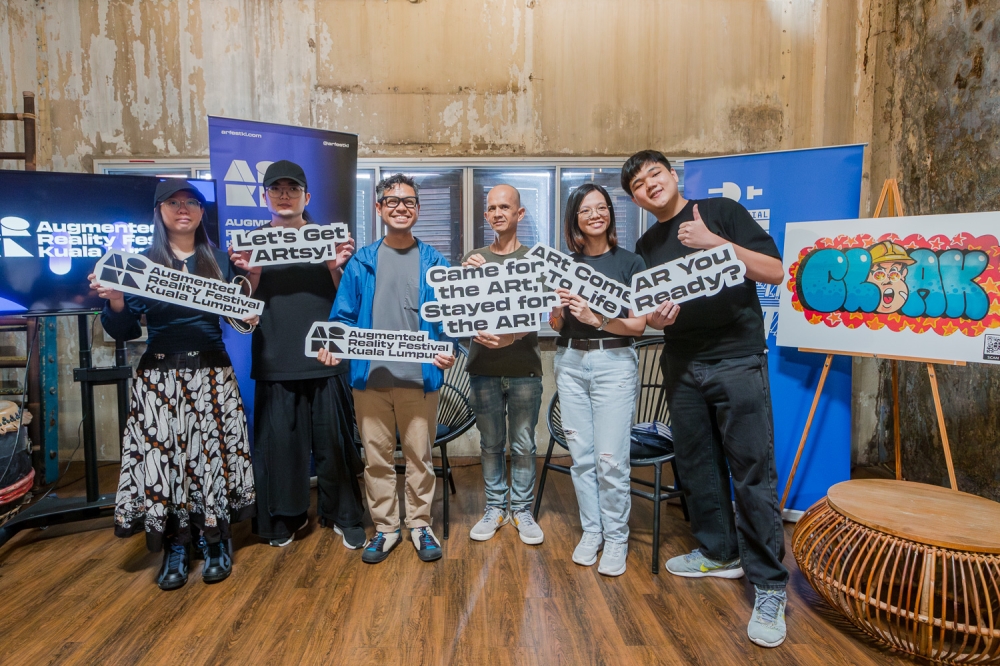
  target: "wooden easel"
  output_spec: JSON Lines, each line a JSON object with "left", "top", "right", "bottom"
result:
{"left": 779, "top": 179, "right": 960, "bottom": 514}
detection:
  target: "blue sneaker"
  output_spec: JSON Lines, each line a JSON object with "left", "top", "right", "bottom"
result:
{"left": 156, "top": 541, "right": 189, "bottom": 591}
{"left": 362, "top": 529, "right": 401, "bottom": 564}
{"left": 411, "top": 526, "right": 442, "bottom": 562}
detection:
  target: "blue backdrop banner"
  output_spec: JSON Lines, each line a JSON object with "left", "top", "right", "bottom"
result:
{"left": 208, "top": 117, "right": 358, "bottom": 440}
{"left": 682, "top": 145, "right": 865, "bottom": 512}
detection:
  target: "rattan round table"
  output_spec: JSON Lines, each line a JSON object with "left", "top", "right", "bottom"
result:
{"left": 793, "top": 479, "right": 1000, "bottom": 663}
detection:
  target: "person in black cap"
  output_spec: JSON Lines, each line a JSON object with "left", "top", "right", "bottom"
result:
{"left": 230, "top": 160, "right": 367, "bottom": 550}
{"left": 89, "top": 179, "right": 257, "bottom": 591}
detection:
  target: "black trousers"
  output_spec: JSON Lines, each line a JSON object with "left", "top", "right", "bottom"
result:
{"left": 662, "top": 353, "right": 788, "bottom": 589}
{"left": 252, "top": 374, "right": 365, "bottom": 540}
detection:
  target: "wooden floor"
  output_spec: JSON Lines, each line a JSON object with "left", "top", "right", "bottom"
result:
{"left": 0, "top": 462, "right": 919, "bottom": 666}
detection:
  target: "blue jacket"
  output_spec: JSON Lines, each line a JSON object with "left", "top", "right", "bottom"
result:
{"left": 330, "top": 238, "right": 451, "bottom": 392}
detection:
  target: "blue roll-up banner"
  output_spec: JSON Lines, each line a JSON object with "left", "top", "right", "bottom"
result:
{"left": 208, "top": 117, "right": 358, "bottom": 440}
{"left": 683, "top": 145, "right": 865, "bottom": 513}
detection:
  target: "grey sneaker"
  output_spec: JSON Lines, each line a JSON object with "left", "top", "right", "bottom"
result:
{"left": 665, "top": 548, "right": 745, "bottom": 579}
{"left": 748, "top": 586, "right": 787, "bottom": 648}
{"left": 470, "top": 506, "right": 509, "bottom": 541}
{"left": 512, "top": 510, "right": 544, "bottom": 545}
{"left": 597, "top": 541, "right": 628, "bottom": 576}
{"left": 572, "top": 531, "right": 604, "bottom": 566}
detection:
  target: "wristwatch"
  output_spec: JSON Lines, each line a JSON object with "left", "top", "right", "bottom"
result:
{"left": 595, "top": 314, "right": 611, "bottom": 331}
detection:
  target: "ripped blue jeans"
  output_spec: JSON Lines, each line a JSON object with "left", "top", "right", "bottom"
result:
{"left": 553, "top": 346, "right": 638, "bottom": 544}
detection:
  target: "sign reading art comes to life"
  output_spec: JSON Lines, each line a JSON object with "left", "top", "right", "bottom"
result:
{"left": 777, "top": 211, "right": 1000, "bottom": 365}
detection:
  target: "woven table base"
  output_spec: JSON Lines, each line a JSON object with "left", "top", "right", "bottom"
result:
{"left": 793, "top": 485, "right": 1000, "bottom": 664}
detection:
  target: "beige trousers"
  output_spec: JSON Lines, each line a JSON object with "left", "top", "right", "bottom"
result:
{"left": 353, "top": 387, "right": 439, "bottom": 532}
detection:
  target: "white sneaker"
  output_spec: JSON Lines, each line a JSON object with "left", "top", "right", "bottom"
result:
{"left": 748, "top": 586, "right": 787, "bottom": 648}
{"left": 469, "top": 506, "right": 509, "bottom": 541}
{"left": 598, "top": 541, "right": 628, "bottom": 577}
{"left": 572, "top": 531, "right": 604, "bottom": 566}
{"left": 512, "top": 510, "right": 544, "bottom": 545}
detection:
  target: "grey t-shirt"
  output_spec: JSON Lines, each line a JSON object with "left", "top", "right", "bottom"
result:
{"left": 366, "top": 241, "right": 424, "bottom": 389}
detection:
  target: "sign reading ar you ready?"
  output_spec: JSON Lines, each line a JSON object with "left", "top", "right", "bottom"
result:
{"left": 229, "top": 223, "right": 350, "bottom": 266}
{"left": 630, "top": 243, "right": 747, "bottom": 316}
{"left": 305, "top": 323, "right": 452, "bottom": 362}
{"left": 420, "top": 260, "right": 559, "bottom": 335}
{"left": 95, "top": 251, "right": 263, "bottom": 319}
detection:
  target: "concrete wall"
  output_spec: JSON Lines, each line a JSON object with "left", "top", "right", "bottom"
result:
{"left": 0, "top": 0, "right": 861, "bottom": 459}
{"left": 852, "top": 0, "right": 1000, "bottom": 500}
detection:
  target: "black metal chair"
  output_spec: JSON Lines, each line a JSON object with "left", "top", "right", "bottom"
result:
{"left": 393, "top": 343, "right": 474, "bottom": 540}
{"left": 532, "top": 338, "right": 688, "bottom": 573}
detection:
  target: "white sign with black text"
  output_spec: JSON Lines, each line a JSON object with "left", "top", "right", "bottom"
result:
{"left": 229, "top": 223, "right": 350, "bottom": 266}
{"left": 305, "top": 323, "right": 452, "bottom": 362}
{"left": 420, "top": 260, "right": 559, "bottom": 335}
{"left": 94, "top": 251, "right": 264, "bottom": 318}
{"left": 526, "top": 244, "right": 632, "bottom": 316}
{"left": 630, "top": 243, "right": 747, "bottom": 316}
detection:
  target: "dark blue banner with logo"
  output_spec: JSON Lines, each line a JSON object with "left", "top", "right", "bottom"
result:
{"left": 683, "top": 145, "right": 865, "bottom": 512}
{"left": 208, "top": 117, "right": 358, "bottom": 439}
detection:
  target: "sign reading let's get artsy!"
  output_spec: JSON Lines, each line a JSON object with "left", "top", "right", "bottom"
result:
{"left": 229, "top": 223, "right": 350, "bottom": 266}
{"left": 95, "top": 251, "right": 263, "bottom": 318}
{"left": 305, "top": 323, "right": 452, "bottom": 362}
{"left": 778, "top": 211, "right": 1000, "bottom": 365}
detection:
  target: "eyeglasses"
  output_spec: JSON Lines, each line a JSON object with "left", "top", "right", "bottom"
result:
{"left": 872, "top": 268, "right": 902, "bottom": 282}
{"left": 266, "top": 185, "right": 305, "bottom": 199}
{"left": 378, "top": 196, "right": 419, "bottom": 210}
{"left": 161, "top": 198, "right": 202, "bottom": 210}
{"left": 577, "top": 205, "right": 610, "bottom": 218}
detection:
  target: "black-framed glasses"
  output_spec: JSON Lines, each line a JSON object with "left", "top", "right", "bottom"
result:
{"left": 161, "top": 198, "right": 202, "bottom": 211}
{"left": 266, "top": 185, "right": 305, "bottom": 199}
{"left": 378, "top": 196, "right": 419, "bottom": 210}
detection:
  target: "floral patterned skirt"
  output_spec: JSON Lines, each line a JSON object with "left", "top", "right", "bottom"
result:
{"left": 114, "top": 363, "right": 255, "bottom": 552}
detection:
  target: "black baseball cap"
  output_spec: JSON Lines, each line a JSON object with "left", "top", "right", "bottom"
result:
{"left": 154, "top": 179, "right": 207, "bottom": 206}
{"left": 263, "top": 160, "right": 308, "bottom": 189}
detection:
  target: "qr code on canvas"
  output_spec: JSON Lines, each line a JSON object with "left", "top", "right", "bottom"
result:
{"left": 984, "top": 334, "right": 1000, "bottom": 361}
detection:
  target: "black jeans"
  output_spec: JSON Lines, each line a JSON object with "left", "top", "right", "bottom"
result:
{"left": 662, "top": 353, "right": 788, "bottom": 589}
{"left": 252, "top": 374, "right": 365, "bottom": 539}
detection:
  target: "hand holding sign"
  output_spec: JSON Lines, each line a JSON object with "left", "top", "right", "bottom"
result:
{"left": 646, "top": 299, "right": 681, "bottom": 330}
{"left": 677, "top": 204, "right": 724, "bottom": 250}
{"left": 328, "top": 235, "right": 355, "bottom": 272}
{"left": 556, "top": 288, "right": 602, "bottom": 328}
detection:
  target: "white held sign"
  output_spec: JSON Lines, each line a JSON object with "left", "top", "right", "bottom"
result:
{"left": 229, "top": 223, "right": 350, "bottom": 266}
{"left": 630, "top": 243, "right": 747, "bottom": 316}
{"left": 526, "top": 243, "right": 632, "bottom": 316}
{"left": 420, "top": 260, "right": 559, "bottom": 335}
{"left": 305, "top": 323, "right": 452, "bottom": 362}
{"left": 95, "top": 251, "right": 263, "bottom": 318}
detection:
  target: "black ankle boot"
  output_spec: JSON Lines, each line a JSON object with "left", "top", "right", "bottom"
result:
{"left": 156, "top": 541, "right": 190, "bottom": 591}
{"left": 202, "top": 539, "right": 233, "bottom": 584}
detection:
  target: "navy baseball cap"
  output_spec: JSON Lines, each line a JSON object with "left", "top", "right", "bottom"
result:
{"left": 263, "top": 160, "right": 308, "bottom": 189}
{"left": 154, "top": 179, "right": 207, "bottom": 206}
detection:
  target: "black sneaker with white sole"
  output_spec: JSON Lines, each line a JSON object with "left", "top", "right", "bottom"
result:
{"left": 333, "top": 524, "right": 368, "bottom": 550}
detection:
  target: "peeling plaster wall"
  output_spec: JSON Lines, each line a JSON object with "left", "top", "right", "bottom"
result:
{"left": 1, "top": 0, "right": 860, "bottom": 460}
{"left": 853, "top": 0, "right": 1000, "bottom": 500}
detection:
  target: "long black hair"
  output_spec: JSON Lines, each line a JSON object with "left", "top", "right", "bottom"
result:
{"left": 564, "top": 183, "right": 618, "bottom": 254}
{"left": 146, "top": 191, "right": 223, "bottom": 280}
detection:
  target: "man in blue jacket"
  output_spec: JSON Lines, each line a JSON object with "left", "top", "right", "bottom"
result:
{"left": 319, "top": 173, "right": 455, "bottom": 564}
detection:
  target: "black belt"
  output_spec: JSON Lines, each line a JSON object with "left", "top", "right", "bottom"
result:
{"left": 557, "top": 337, "right": 634, "bottom": 351}
{"left": 138, "top": 350, "right": 232, "bottom": 371}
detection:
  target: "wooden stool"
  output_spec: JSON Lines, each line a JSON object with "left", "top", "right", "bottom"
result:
{"left": 793, "top": 479, "right": 1000, "bottom": 663}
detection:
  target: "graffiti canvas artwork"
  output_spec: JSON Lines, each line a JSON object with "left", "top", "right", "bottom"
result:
{"left": 777, "top": 212, "right": 1000, "bottom": 365}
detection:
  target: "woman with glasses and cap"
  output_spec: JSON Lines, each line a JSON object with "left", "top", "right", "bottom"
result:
{"left": 88, "top": 180, "right": 257, "bottom": 591}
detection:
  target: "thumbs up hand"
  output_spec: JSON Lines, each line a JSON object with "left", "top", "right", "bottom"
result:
{"left": 677, "top": 204, "right": 724, "bottom": 250}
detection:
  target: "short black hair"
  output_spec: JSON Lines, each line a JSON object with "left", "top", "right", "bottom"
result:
{"left": 376, "top": 173, "right": 419, "bottom": 200}
{"left": 564, "top": 184, "right": 618, "bottom": 254}
{"left": 620, "top": 150, "right": 673, "bottom": 194}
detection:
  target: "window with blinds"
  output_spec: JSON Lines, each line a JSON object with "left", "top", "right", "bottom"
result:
{"left": 472, "top": 169, "right": 555, "bottom": 252}
{"left": 387, "top": 169, "right": 463, "bottom": 263}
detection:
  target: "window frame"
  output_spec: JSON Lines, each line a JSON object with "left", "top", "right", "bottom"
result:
{"left": 94, "top": 156, "right": 687, "bottom": 256}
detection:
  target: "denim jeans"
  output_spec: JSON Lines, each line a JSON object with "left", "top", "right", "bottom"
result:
{"left": 661, "top": 353, "right": 789, "bottom": 589}
{"left": 468, "top": 375, "right": 543, "bottom": 513}
{"left": 553, "top": 346, "right": 638, "bottom": 544}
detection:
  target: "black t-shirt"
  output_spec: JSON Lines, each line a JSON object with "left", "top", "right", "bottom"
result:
{"left": 559, "top": 246, "right": 646, "bottom": 340}
{"left": 100, "top": 248, "right": 241, "bottom": 354}
{"left": 251, "top": 258, "right": 347, "bottom": 382}
{"left": 634, "top": 198, "right": 781, "bottom": 360}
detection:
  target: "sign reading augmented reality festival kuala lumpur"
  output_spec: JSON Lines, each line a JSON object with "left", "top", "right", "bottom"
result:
{"left": 95, "top": 251, "right": 263, "bottom": 318}
{"left": 629, "top": 244, "right": 747, "bottom": 316}
{"left": 420, "top": 259, "right": 560, "bottom": 335}
{"left": 778, "top": 212, "right": 1000, "bottom": 365}
{"left": 229, "top": 223, "right": 350, "bottom": 266}
{"left": 526, "top": 244, "right": 632, "bottom": 315}
{"left": 305, "top": 323, "right": 452, "bottom": 362}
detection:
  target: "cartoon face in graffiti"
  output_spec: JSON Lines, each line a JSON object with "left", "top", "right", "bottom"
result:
{"left": 865, "top": 241, "right": 915, "bottom": 314}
